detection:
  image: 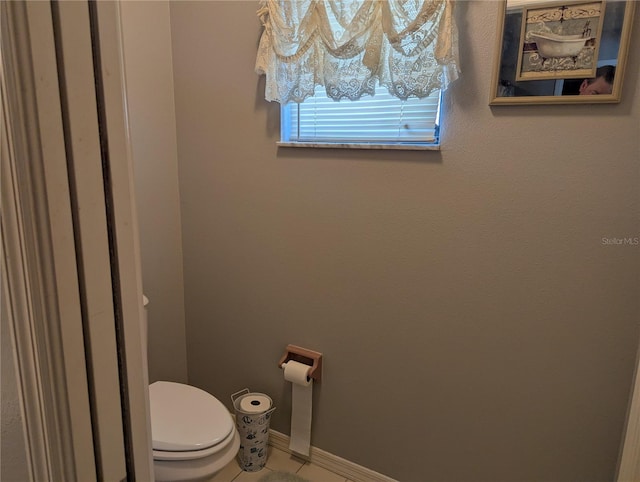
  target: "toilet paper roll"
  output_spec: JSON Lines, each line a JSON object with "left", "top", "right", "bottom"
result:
{"left": 239, "top": 394, "right": 272, "bottom": 414}
{"left": 283, "top": 359, "right": 312, "bottom": 386}
{"left": 283, "top": 361, "right": 313, "bottom": 455}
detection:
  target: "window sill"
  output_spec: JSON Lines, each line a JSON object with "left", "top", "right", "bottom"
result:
{"left": 277, "top": 141, "right": 440, "bottom": 151}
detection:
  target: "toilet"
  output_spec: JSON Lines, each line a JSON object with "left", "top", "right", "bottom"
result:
{"left": 143, "top": 297, "right": 240, "bottom": 481}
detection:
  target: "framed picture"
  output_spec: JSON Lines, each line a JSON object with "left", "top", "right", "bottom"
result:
{"left": 515, "top": 1, "right": 605, "bottom": 81}
{"left": 489, "top": 0, "right": 636, "bottom": 104}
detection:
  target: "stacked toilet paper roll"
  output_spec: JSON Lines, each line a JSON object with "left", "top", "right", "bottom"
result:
{"left": 239, "top": 394, "right": 272, "bottom": 414}
{"left": 283, "top": 360, "right": 313, "bottom": 455}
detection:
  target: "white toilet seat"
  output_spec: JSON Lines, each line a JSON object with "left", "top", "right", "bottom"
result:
{"left": 153, "top": 424, "right": 236, "bottom": 461}
{"left": 149, "top": 381, "right": 234, "bottom": 453}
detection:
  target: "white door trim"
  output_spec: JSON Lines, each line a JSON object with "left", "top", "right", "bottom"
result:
{"left": 52, "top": 2, "right": 128, "bottom": 477}
{"left": 617, "top": 347, "right": 640, "bottom": 481}
{"left": 1, "top": 1, "right": 96, "bottom": 480}
{"left": 92, "top": 1, "right": 154, "bottom": 478}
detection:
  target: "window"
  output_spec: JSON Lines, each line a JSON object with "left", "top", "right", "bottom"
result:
{"left": 256, "top": 0, "right": 459, "bottom": 150}
{"left": 281, "top": 86, "right": 441, "bottom": 149}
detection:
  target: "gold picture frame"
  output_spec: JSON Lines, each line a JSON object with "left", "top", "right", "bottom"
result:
{"left": 490, "top": 0, "right": 636, "bottom": 104}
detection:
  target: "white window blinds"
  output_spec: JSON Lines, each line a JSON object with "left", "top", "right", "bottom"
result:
{"left": 282, "top": 86, "right": 441, "bottom": 144}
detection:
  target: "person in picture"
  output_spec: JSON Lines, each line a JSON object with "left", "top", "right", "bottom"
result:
{"left": 562, "top": 65, "right": 616, "bottom": 95}
{"left": 578, "top": 64, "right": 615, "bottom": 95}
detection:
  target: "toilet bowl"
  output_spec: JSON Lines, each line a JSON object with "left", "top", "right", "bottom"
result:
{"left": 143, "top": 298, "right": 239, "bottom": 481}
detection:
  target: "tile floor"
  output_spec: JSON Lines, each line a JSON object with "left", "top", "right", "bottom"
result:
{"left": 211, "top": 445, "right": 353, "bottom": 482}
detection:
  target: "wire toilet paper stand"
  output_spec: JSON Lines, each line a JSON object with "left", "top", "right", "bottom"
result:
{"left": 231, "top": 389, "right": 276, "bottom": 472}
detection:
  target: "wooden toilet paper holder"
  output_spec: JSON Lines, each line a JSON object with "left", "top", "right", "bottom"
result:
{"left": 278, "top": 344, "right": 322, "bottom": 382}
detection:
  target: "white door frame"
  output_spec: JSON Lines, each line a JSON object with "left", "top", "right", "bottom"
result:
{"left": 93, "top": 2, "right": 154, "bottom": 477}
{"left": 1, "top": 1, "right": 153, "bottom": 480}
{"left": 617, "top": 352, "right": 640, "bottom": 481}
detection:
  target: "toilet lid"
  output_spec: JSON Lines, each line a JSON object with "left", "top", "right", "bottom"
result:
{"left": 149, "top": 381, "right": 234, "bottom": 452}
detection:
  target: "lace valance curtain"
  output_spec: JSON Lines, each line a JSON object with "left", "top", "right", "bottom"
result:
{"left": 255, "top": 0, "right": 459, "bottom": 104}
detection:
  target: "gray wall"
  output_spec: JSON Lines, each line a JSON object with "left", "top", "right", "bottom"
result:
{"left": 168, "top": 2, "right": 640, "bottom": 481}
{"left": 121, "top": 1, "right": 188, "bottom": 383}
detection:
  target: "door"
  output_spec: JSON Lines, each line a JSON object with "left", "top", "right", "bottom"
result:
{"left": 1, "top": 1, "right": 153, "bottom": 480}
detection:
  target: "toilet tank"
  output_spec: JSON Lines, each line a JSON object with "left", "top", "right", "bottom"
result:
{"left": 142, "top": 295, "right": 149, "bottom": 357}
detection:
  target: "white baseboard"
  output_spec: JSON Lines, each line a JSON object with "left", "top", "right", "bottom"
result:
{"left": 268, "top": 429, "right": 397, "bottom": 482}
